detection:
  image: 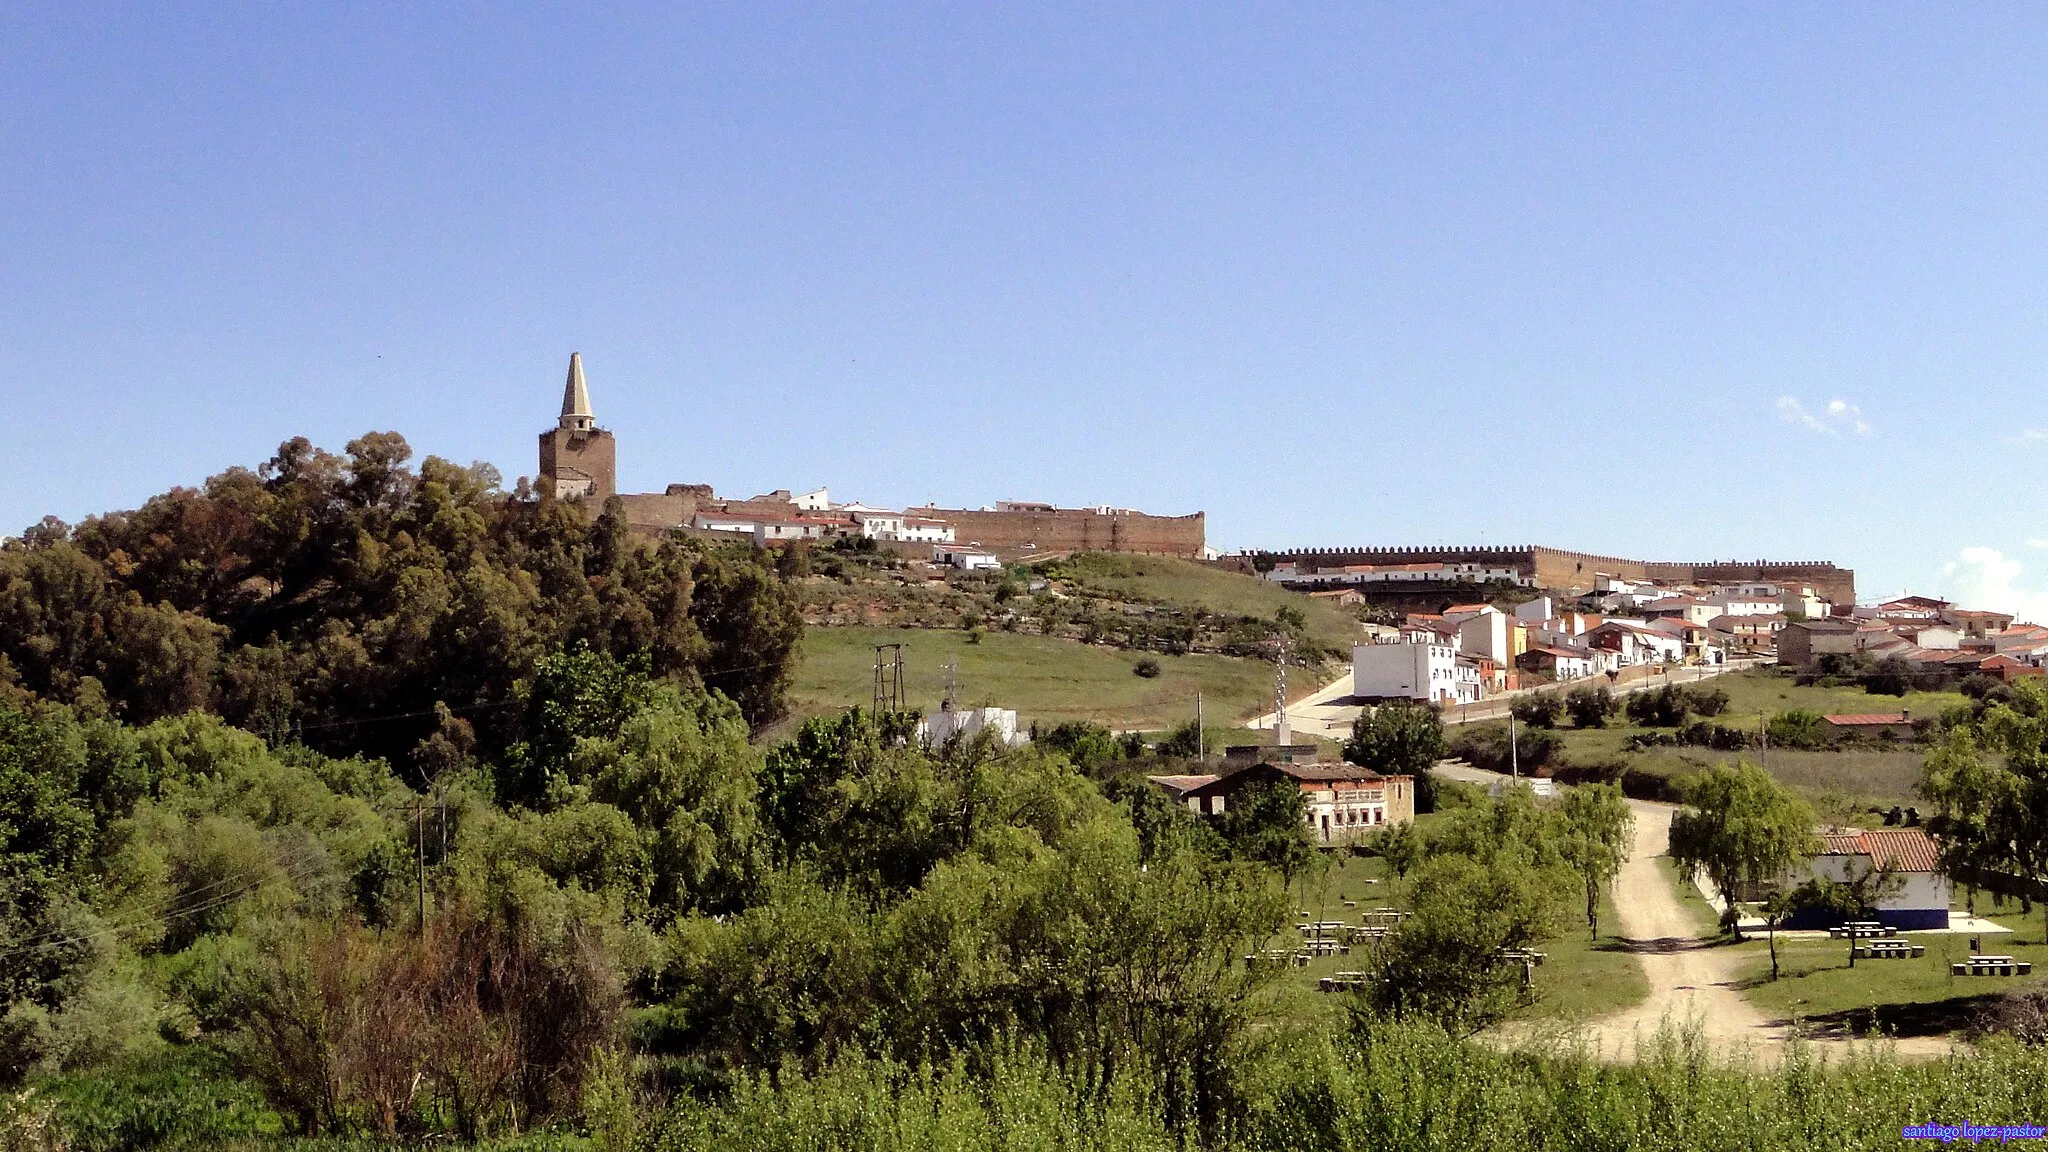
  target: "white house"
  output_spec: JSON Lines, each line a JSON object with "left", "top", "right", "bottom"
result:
{"left": 1707, "top": 594, "right": 1784, "bottom": 618}
{"left": 898, "top": 516, "right": 957, "bottom": 544}
{"left": 1456, "top": 607, "right": 1511, "bottom": 664}
{"left": 1513, "top": 596, "right": 1554, "bottom": 623}
{"left": 753, "top": 517, "right": 815, "bottom": 544}
{"left": 849, "top": 509, "right": 906, "bottom": 539}
{"left": 693, "top": 512, "right": 758, "bottom": 535}
{"left": 1354, "top": 641, "right": 1476, "bottom": 705}
{"left": 1780, "top": 828, "right": 1950, "bottom": 930}
{"left": 1585, "top": 620, "right": 1685, "bottom": 666}
{"left": 934, "top": 545, "right": 1002, "bottom": 571}
{"left": 792, "top": 487, "right": 832, "bottom": 511}
{"left": 1519, "top": 645, "right": 1596, "bottom": 681}
{"left": 920, "top": 704, "right": 1023, "bottom": 747}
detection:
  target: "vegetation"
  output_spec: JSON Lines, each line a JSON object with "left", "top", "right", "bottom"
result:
{"left": 0, "top": 434, "right": 805, "bottom": 759}
{"left": 1667, "top": 762, "right": 1819, "bottom": 939}
{"left": 788, "top": 625, "right": 1275, "bottom": 732}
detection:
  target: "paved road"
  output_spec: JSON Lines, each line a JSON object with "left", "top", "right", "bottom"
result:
{"left": 1247, "top": 659, "right": 1757, "bottom": 740}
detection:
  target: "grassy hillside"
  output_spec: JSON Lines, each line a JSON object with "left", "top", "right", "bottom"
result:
{"left": 1042, "top": 554, "right": 1362, "bottom": 653}
{"left": 788, "top": 625, "right": 1278, "bottom": 731}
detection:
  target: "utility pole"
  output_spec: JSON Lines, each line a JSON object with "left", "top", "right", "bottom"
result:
{"left": 1509, "top": 708, "right": 1520, "bottom": 779}
{"left": 1195, "top": 689, "right": 1204, "bottom": 762}
{"left": 398, "top": 792, "right": 448, "bottom": 930}
{"left": 1274, "top": 634, "right": 1290, "bottom": 750}
{"left": 872, "top": 643, "right": 907, "bottom": 716}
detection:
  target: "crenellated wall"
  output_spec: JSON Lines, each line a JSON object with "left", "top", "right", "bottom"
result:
{"left": 1265, "top": 544, "right": 1854, "bottom": 603}
{"left": 911, "top": 506, "right": 1206, "bottom": 558}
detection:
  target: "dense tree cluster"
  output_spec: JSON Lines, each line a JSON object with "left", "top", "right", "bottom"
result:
{"left": 0, "top": 434, "right": 804, "bottom": 765}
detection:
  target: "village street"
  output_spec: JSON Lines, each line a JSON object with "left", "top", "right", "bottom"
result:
{"left": 1248, "top": 658, "right": 1755, "bottom": 740}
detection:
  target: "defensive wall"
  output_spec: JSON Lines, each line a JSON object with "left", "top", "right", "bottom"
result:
{"left": 1265, "top": 544, "right": 1854, "bottom": 604}
{"left": 910, "top": 506, "right": 1206, "bottom": 558}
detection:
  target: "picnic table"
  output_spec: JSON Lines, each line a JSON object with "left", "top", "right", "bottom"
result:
{"left": 1852, "top": 940, "right": 1926, "bottom": 960}
{"left": 1499, "top": 949, "right": 1547, "bottom": 967}
{"left": 1829, "top": 922, "right": 1897, "bottom": 940}
{"left": 1342, "top": 924, "right": 1391, "bottom": 944}
{"left": 1952, "top": 955, "right": 2034, "bottom": 976}
{"left": 1302, "top": 937, "right": 1349, "bottom": 957}
{"left": 1317, "top": 971, "right": 1371, "bottom": 993}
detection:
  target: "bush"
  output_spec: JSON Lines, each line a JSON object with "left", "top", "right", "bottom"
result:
{"left": 1625, "top": 685, "right": 1692, "bottom": 728}
{"left": 1508, "top": 693, "right": 1563, "bottom": 729}
{"left": 1449, "top": 725, "right": 1562, "bottom": 776}
{"left": 1133, "top": 658, "right": 1161, "bottom": 679}
{"left": 1564, "top": 685, "right": 1618, "bottom": 729}
{"left": 1684, "top": 685, "right": 1730, "bottom": 717}
{"left": 1766, "top": 709, "right": 1832, "bottom": 751}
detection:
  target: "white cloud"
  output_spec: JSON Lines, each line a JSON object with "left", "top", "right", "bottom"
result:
{"left": 2002, "top": 428, "right": 2048, "bottom": 446}
{"left": 1777, "top": 395, "right": 1872, "bottom": 436}
{"left": 1936, "top": 546, "right": 2048, "bottom": 624}
{"left": 1824, "top": 399, "right": 1872, "bottom": 435}
{"left": 2030, "top": 538, "right": 2048, "bottom": 550}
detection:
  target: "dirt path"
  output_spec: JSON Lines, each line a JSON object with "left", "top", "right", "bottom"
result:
{"left": 1581, "top": 798, "right": 1956, "bottom": 1060}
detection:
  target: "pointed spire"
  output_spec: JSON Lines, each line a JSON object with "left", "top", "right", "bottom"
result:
{"left": 560, "top": 353, "right": 594, "bottom": 431}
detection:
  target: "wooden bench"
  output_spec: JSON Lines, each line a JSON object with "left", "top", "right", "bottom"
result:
{"left": 1852, "top": 941, "right": 1925, "bottom": 959}
{"left": 1303, "top": 937, "right": 1349, "bottom": 957}
{"left": 1952, "top": 955, "right": 2033, "bottom": 976}
{"left": 1317, "top": 971, "right": 1371, "bottom": 993}
{"left": 1343, "top": 925, "right": 1391, "bottom": 944}
{"left": 1499, "top": 949, "right": 1547, "bottom": 967}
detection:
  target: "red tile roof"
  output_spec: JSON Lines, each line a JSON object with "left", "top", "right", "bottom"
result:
{"left": 1858, "top": 829, "right": 1941, "bottom": 873}
{"left": 1815, "top": 828, "right": 1941, "bottom": 873}
{"left": 1822, "top": 712, "right": 1910, "bottom": 726}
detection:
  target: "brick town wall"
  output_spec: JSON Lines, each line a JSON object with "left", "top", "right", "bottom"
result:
{"left": 1261, "top": 544, "right": 1854, "bottom": 602}
{"left": 911, "top": 507, "right": 1205, "bottom": 558}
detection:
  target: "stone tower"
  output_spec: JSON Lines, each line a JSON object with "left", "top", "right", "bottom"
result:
{"left": 537, "top": 352, "right": 617, "bottom": 502}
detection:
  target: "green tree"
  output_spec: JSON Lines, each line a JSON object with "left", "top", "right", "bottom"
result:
{"left": 1343, "top": 703, "right": 1445, "bottom": 778}
{"left": 1215, "top": 780, "right": 1317, "bottom": 889}
{"left": 1509, "top": 692, "right": 1563, "bottom": 729}
{"left": 1564, "top": 684, "right": 1619, "bottom": 729}
{"left": 1359, "top": 853, "right": 1565, "bottom": 1035}
{"left": 1363, "top": 819, "right": 1424, "bottom": 886}
{"left": 1556, "top": 783, "right": 1634, "bottom": 938}
{"left": 1667, "top": 762, "right": 1819, "bottom": 940}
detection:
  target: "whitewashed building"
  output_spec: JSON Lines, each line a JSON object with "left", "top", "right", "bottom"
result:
{"left": 1353, "top": 641, "right": 1476, "bottom": 705}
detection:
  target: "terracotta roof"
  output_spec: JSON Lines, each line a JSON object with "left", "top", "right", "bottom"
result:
{"left": 1949, "top": 610, "right": 2014, "bottom": 619}
{"left": 1815, "top": 828, "right": 1941, "bottom": 872}
{"left": 1822, "top": 712, "right": 1910, "bottom": 726}
{"left": 1857, "top": 829, "right": 1942, "bottom": 873}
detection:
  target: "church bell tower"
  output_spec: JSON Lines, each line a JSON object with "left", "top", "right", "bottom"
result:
{"left": 537, "top": 352, "right": 617, "bottom": 501}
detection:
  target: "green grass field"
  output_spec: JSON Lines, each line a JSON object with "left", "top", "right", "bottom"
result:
{"left": 1517, "top": 669, "right": 1964, "bottom": 808}
{"left": 1263, "top": 846, "right": 1647, "bottom": 1027}
{"left": 1045, "top": 555, "right": 1362, "bottom": 653}
{"left": 788, "top": 625, "right": 1279, "bottom": 731}
{"left": 1731, "top": 931, "right": 2048, "bottom": 1038}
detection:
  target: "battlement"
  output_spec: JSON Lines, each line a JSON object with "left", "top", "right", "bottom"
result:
{"left": 1263, "top": 544, "right": 1853, "bottom": 603}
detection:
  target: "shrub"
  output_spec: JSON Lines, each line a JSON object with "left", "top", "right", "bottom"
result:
{"left": 1133, "top": 658, "right": 1161, "bottom": 679}
{"left": 1508, "top": 693, "right": 1563, "bottom": 729}
{"left": 1766, "top": 709, "right": 1832, "bottom": 751}
{"left": 1449, "top": 725, "right": 1561, "bottom": 776}
{"left": 1564, "top": 685, "right": 1618, "bottom": 729}
{"left": 1625, "top": 685, "right": 1692, "bottom": 728}
{"left": 1684, "top": 685, "right": 1730, "bottom": 717}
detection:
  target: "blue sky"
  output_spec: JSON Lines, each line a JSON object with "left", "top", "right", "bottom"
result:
{"left": 5, "top": 5, "right": 2048, "bottom": 611}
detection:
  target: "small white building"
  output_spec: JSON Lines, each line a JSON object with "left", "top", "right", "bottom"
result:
{"left": 1708, "top": 594, "right": 1785, "bottom": 618}
{"left": 1456, "top": 607, "right": 1511, "bottom": 664}
{"left": 792, "top": 487, "right": 832, "bottom": 511}
{"left": 1353, "top": 641, "right": 1476, "bottom": 705}
{"left": 934, "top": 545, "right": 1002, "bottom": 571}
{"left": 693, "top": 513, "right": 758, "bottom": 535}
{"left": 849, "top": 509, "right": 906, "bottom": 539}
{"left": 1520, "top": 645, "right": 1596, "bottom": 681}
{"left": 898, "top": 517, "right": 957, "bottom": 544}
{"left": 920, "top": 704, "right": 1023, "bottom": 747}
{"left": 1780, "top": 828, "right": 1950, "bottom": 930}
